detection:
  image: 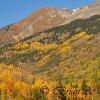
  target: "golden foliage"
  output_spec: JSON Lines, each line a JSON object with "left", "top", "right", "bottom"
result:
{"left": 68, "top": 31, "right": 93, "bottom": 43}
{"left": 14, "top": 42, "right": 29, "bottom": 49}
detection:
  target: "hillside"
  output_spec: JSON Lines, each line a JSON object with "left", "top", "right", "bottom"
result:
{"left": 0, "top": 26, "right": 100, "bottom": 99}
{"left": 0, "top": 15, "right": 100, "bottom": 81}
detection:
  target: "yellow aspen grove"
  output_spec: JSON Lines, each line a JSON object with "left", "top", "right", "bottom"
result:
{"left": 0, "top": 82, "right": 7, "bottom": 100}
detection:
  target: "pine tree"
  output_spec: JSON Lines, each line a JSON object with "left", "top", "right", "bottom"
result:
{"left": 81, "top": 79, "right": 89, "bottom": 95}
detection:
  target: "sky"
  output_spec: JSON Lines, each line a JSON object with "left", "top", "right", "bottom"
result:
{"left": 0, "top": 0, "right": 97, "bottom": 27}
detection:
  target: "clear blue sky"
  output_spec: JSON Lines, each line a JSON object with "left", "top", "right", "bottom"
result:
{"left": 0, "top": 0, "right": 96, "bottom": 27}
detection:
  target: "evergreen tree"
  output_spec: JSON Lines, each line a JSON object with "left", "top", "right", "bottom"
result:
{"left": 81, "top": 79, "right": 89, "bottom": 95}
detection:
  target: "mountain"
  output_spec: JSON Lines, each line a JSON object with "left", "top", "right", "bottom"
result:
{"left": 0, "top": 15, "right": 100, "bottom": 72}
{"left": 0, "top": 2, "right": 100, "bottom": 45}
{"left": 0, "top": 2, "right": 100, "bottom": 100}
{"left": 0, "top": 15, "right": 100, "bottom": 94}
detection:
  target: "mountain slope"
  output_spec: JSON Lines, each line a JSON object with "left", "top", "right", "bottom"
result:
{"left": 0, "top": 15, "right": 100, "bottom": 75}
{"left": 21, "top": 15, "right": 100, "bottom": 44}
{"left": 0, "top": 7, "right": 100, "bottom": 99}
{"left": 0, "top": 2, "right": 100, "bottom": 45}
